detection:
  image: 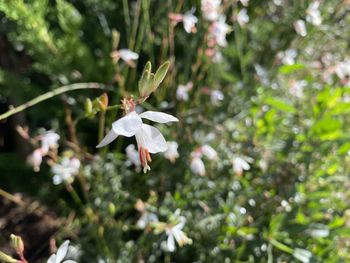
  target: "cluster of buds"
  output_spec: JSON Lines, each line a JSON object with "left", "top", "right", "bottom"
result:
{"left": 190, "top": 145, "right": 218, "bottom": 176}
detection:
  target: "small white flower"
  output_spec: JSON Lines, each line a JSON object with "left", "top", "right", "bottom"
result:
{"left": 183, "top": 9, "right": 198, "bottom": 33}
{"left": 176, "top": 82, "right": 193, "bottom": 101}
{"left": 137, "top": 212, "right": 159, "bottom": 229}
{"left": 165, "top": 216, "right": 192, "bottom": 252}
{"left": 279, "top": 49, "right": 298, "bottom": 65}
{"left": 125, "top": 144, "right": 141, "bottom": 168}
{"left": 290, "top": 80, "right": 307, "bottom": 98}
{"left": 40, "top": 131, "right": 60, "bottom": 154}
{"left": 306, "top": 1, "right": 322, "bottom": 26}
{"left": 164, "top": 141, "right": 179, "bottom": 163}
{"left": 27, "top": 148, "right": 44, "bottom": 172}
{"left": 293, "top": 248, "right": 312, "bottom": 263}
{"left": 201, "top": 145, "right": 217, "bottom": 160}
{"left": 201, "top": 0, "right": 221, "bottom": 21}
{"left": 212, "top": 50, "right": 223, "bottom": 63}
{"left": 210, "top": 16, "right": 231, "bottom": 47}
{"left": 47, "top": 240, "right": 77, "bottom": 263}
{"left": 233, "top": 157, "right": 250, "bottom": 176}
{"left": 294, "top": 20, "right": 307, "bottom": 37}
{"left": 191, "top": 156, "right": 206, "bottom": 176}
{"left": 240, "top": 0, "right": 249, "bottom": 6}
{"left": 210, "top": 90, "right": 224, "bottom": 105}
{"left": 237, "top": 9, "right": 249, "bottom": 27}
{"left": 52, "top": 157, "right": 80, "bottom": 185}
{"left": 117, "top": 49, "right": 139, "bottom": 62}
{"left": 97, "top": 108, "right": 178, "bottom": 173}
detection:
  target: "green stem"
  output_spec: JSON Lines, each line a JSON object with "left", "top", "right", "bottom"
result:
{"left": 0, "top": 82, "right": 104, "bottom": 121}
{"left": 270, "top": 239, "right": 293, "bottom": 254}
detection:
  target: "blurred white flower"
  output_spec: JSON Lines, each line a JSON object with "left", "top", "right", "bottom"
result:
{"left": 212, "top": 50, "right": 223, "bottom": 63}
{"left": 254, "top": 64, "right": 269, "bottom": 85}
{"left": 201, "top": 145, "right": 218, "bottom": 160}
{"left": 111, "top": 49, "right": 139, "bottom": 67}
{"left": 237, "top": 9, "right": 249, "bottom": 27}
{"left": 47, "top": 240, "right": 76, "bottom": 263}
{"left": 176, "top": 82, "right": 193, "bottom": 101}
{"left": 27, "top": 148, "right": 44, "bottom": 172}
{"left": 164, "top": 141, "right": 179, "bottom": 163}
{"left": 210, "top": 90, "right": 224, "bottom": 105}
{"left": 40, "top": 131, "right": 60, "bottom": 154}
{"left": 201, "top": 0, "right": 221, "bottom": 21}
{"left": 233, "top": 157, "right": 250, "bottom": 176}
{"left": 52, "top": 157, "right": 80, "bottom": 185}
{"left": 191, "top": 156, "right": 206, "bottom": 176}
{"left": 240, "top": 0, "right": 249, "bottom": 6}
{"left": 290, "top": 80, "right": 307, "bottom": 98}
{"left": 165, "top": 216, "right": 192, "bottom": 252}
{"left": 137, "top": 212, "right": 159, "bottom": 229}
{"left": 125, "top": 144, "right": 141, "bottom": 168}
{"left": 306, "top": 1, "right": 322, "bottom": 26}
{"left": 97, "top": 109, "right": 178, "bottom": 173}
{"left": 294, "top": 20, "right": 307, "bottom": 37}
{"left": 293, "top": 248, "right": 312, "bottom": 263}
{"left": 210, "top": 16, "right": 231, "bottom": 47}
{"left": 334, "top": 60, "right": 350, "bottom": 79}
{"left": 183, "top": 9, "right": 198, "bottom": 33}
{"left": 279, "top": 49, "right": 297, "bottom": 65}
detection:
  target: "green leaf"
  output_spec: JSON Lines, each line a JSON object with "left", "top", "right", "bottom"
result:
{"left": 265, "top": 97, "right": 296, "bottom": 113}
{"left": 278, "top": 63, "right": 305, "bottom": 74}
{"left": 152, "top": 61, "right": 170, "bottom": 91}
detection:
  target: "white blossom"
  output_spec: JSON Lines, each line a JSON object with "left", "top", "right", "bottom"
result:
{"left": 210, "top": 16, "right": 231, "bottom": 47}
{"left": 176, "top": 82, "right": 193, "bottom": 101}
{"left": 165, "top": 217, "right": 192, "bottom": 252}
{"left": 164, "top": 141, "right": 179, "bottom": 163}
{"left": 237, "top": 9, "right": 249, "bottom": 27}
{"left": 306, "top": 1, "right": 322, "bottom": 26}
{"left": 191, "top": 156, "right": 206, "bottom": 176}
{"left": 97, "top": 109, "right": 178, "bottom": 173}
{"left": 137, "top": 212, "right": 159, "bottom": 229}
{"left": 233, "top": 157, "right": 250, "bottom": 176}
{"left": 201, "top": 145, "right": 218, "bottom": 160}
{"left": 290, "top": 80, "right": 307, "bottom": 98}
{"left": 210, "top": 90, "right": 224, "bottom": 105}
{"left": 52, "top": 157, "right": 80, "bottom": 185}
{"left": 27, "top": 148, "right": 44, "bottom": 172}
{"left": 294, "top": 20, "right": 307, "bottom": 37}
{"left": 40, "top": 131, "right": 60, "bottom": 154}
{"left": 183, "top": 9, "right": 198, "bottom": 33}
{"left": 47, "top": 240, "right": 77, "bottom": 263}
{"left": 240, "top": 0, "right": 249, "bottom": 6}
{"left": 279, "top": 49, "right": 298, "bottom": 65}
{"left": 201, "top": 0, "right": 221, "bottom": 21}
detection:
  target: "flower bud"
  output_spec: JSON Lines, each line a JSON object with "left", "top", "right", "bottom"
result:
{"left": 0, "top": 251, "right": 18, "bottom": 263}
{"left": 98, "top": 93, "right": 109, "bottom": 111}
{"left": 10, "top": 234, "right": 24, "bottom": 256}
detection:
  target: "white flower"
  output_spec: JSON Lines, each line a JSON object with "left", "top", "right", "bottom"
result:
{"left": 137, "top": 212, "right": 159, "bottom": 229}
{"left": 47, "top": 240, "right": 77, "bottom": 263}
{"left": 40, "top": 131, "right": 60, "bottom": 154}
{"left": 306, "top": 1, "right": 322, "bottom": 26}
{"left": 201, "top": 145, "right": 217, "bottom": 160}
{"left": 279, "top": 49, "right": 297, "bottom": 65}
{"left": 212, "top": 50, "right": 223, "bottom": 63}
{"left": 97, "top": 110, "right": 178, "bottom": 173}
{"left": 290, "top": 80, "right": 307, "bottom": 98}
{"left": 164, "top": 141, "right": 179, "bottom": 163}
{"left": 183, "top": 9, "right": 198, "bottom": 33}
{"left": 117, "top": 49, "right": 139, "bottom": 62}
{"left": 210, "top": 16, "right": 231, "bottom": 47}
{"left": 210, "top": 90, "right": 224, "bottom": 105}
{"left": 165, "top": 217, "right": 192, "bottom": 252}
{"left": 240, "top": 0, "right": 249, "bottom": 6}
{"left": 125, "top": 144, "right": 141, "bottom": 168}
{"left": 201, "top": 0, "right": 221, "bottom": 21}
{"left": 233, "top": 157, "right": 250, "bottom": 176}
{"left": 237, "top": 9, "right": 249, "bottom": 27}
{"left": 294, "top": 20, "right": 307, "bottom": 37}
{"left": 52, "top": 157, "right": 80, "bottom": 185}
{"left": 191, "top": 156, "right": 206, "bottom": 176}
{"left": 176, "top": 82, "right": 193, "bottom": 101}
{"left": 27, "top": 148, "right": 44, "bottom": 172}
{"left": 293, "top": 248, "right": 312, "bottom": 263}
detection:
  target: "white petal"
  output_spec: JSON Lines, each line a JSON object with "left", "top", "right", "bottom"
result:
{"left": 137, "top": 124, "right": 168, "bottom": 153}
{"left": 96, "top": 129, "right": 119, "bottom": 148}
{"left": 118, "top": 49, "right": 139, "bottom": 61}
{"left": 167, "top": 233, "right": 176, "bottom": 252}
{"left": 112, "top": 112, "right": 142, "bottom": 137}
{"left": 47, "top": 254, "right": 56, "bottom": 263}
{"left": 56, "top": 240, "right": 70, "bottom": 263}
{"left": 63, "top": 261, "right": 77, "bottom": 263}
{"left": 139, "top": 111, "right": 178, "bottom": 123}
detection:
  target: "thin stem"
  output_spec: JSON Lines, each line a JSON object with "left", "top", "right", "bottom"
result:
{"left": 0, "top": 188, "right": 25, "bottom": 206}
{"left": 98, "top": 110, "right": 106, "bottom": 143}
{"left": 0, "top": 82, "right": 104, "bottom": 121}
